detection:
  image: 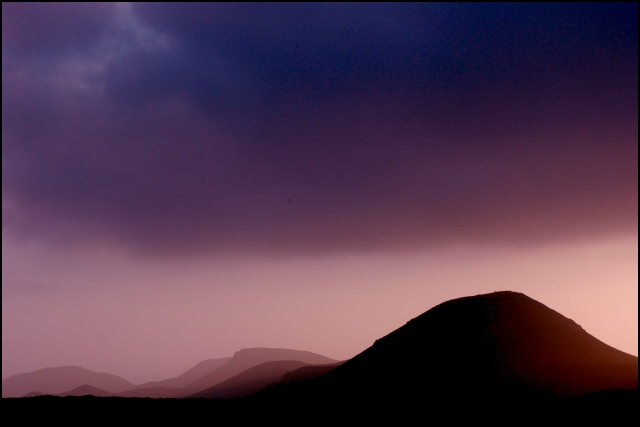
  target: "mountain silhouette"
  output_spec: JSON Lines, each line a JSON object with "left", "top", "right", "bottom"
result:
{"left": 188, "top": 360, "right": 313, "bottom": 398}
{"left": 117, "top": 357, "right": 231, "bottom": 398}
{"left": 6, "top": 349, "right": 337, "bottom": 399}
{"left": 278, "top": 362, "right": 343, "bottom": 385}
{"left": 117, "top": 348, "right": 337, "bottom": 398}
{"left": 131, "top": 357, "right": 230, "bottom": 389}
{"left": 3, "top": 291, "right": 637, "bottom": 424}
{"left": 342, "top": 291, "right": 635, "bottom": 400}
{"left": 183, "top": 347, "right": 337, "bottom": 394}
{"left": 254, "top": 291, "right": 637, "bottom": 418}
{"left": 2, "top": 366, "right": 134, "bottom": 398}
{"left": 132, "top": 357, "right": 230, "bottom": 390}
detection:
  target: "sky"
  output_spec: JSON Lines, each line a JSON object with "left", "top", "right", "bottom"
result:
{"left": 2, "top": 2, "right": 637, "bottom": 385}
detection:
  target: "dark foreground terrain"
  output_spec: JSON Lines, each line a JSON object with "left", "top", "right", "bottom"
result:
{"left": 3, "top": 389, "right": 638, "bottom": 424}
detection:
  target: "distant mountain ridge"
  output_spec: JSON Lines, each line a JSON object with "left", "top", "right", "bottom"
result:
{"left": 188, "top": 360, "right": 312, "bottom": 398}
{"left": 183, "top": 347, "right": 337, "bottom": 395}
{"left": 4, "top": 291, "right": 636, "bottom": 410}
{"left": 3, "top": 348, "right": 338, "bottom": 399}
{"left": 130, "top": 357, "right": 230, "bottom": 390}
{"left": 2, "top": 366, "right": 134, "bottom": 398}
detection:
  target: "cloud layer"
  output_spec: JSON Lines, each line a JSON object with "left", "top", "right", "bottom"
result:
{"left": 3, "top": 3, "right": 637, "bottom": 256}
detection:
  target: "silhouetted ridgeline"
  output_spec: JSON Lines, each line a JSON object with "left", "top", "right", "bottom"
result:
{"left": 3, "top": 292, "right": 637, "bottom": 423}
{"left": 245, "top": 291, "right": 638, "bottom": 421}
{"left": 2, "top": 348, "right": 337, "bottom": 398}
{"left": 1, "top": 366, "right": 134, "bottom": 398}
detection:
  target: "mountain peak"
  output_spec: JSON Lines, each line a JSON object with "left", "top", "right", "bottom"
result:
{"left": 320, "top": 291, "right": 637, "bottom": 402}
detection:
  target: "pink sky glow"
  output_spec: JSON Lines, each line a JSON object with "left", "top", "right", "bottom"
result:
{"left": 3, "top": 235, "right": 637, "bottom": 384}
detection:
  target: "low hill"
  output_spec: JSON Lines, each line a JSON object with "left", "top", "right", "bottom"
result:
{"left": 2, "top": 366, "right": 135, "bottom": 398}
{"left": 57, "top": 384, "right": 117, "bottom": 397}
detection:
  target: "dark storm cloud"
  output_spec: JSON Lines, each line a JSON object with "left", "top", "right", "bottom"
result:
{"left": 2, "top": 3, "right": 637, "bottom": 256}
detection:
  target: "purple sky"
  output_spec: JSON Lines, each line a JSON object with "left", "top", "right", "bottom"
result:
{"left": 2, "top": 3, "right": 637, "bottom": 384}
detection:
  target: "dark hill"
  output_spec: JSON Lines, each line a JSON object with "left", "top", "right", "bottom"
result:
{"left": 188, "top": 360, "right": 312, "bottom": 398}
{"left": 279, "top": 362, "right": 343, "bottom": 385}
{"left": 254, "top": 291, "right": 638, "bottom": 418}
